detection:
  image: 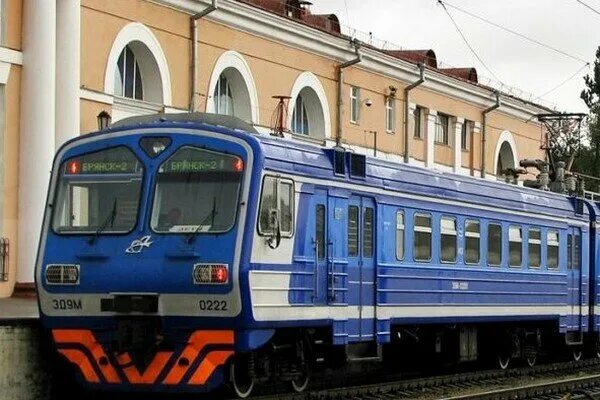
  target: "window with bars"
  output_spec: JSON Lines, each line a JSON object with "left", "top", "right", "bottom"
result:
{"left": 363, "top": 208, "right": 374, "bottom": 257}
{"left": 435, "top": 113, "right": 450, "bottom": 145}
{"left": 348, "top": 206, "right": 359, "bottom": 257}
{"left": 114, "top": 45, "right": 144, "bottom": 100}
{"left": 315, "top": 205, "right": 326, "bottom": 260}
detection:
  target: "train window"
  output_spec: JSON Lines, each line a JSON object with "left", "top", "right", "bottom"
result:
{"left": 487, "top": 224, "right": 502, "bottom": 266}
{"left": 574, "top": 235, "right": 581, "bottom": 270}
{"left": 547, "top": 230, "right": 559, "bottom": 270}
{"left": 465, "top": 220, "right": 480, "bottom": 265}
{"left": 568, "top": 234, "right": 573, "bottom": 270}
{"left": 258, "top": 176, "right": 294, "bottom": 237}
{"left": 396, "top": 212, "right": 405, "bottom": 260}
{"left": 509, "top": 226, "right": 523, "bottom": 268}
{"left": 363, "top": 208, "right": 374, "bottom": 257}
{"left": 348, "top": 206, "right": 359, "bottom": 257}
{"left": 440, "top": 217, "right": 457, "bottom": 263}
{"left": 316, "top": 205, "right": 326, "bottom": 260}
{"left": 414, "top": 214, "right": 432, "bottom": 262}
{"left": 52, "top": 146, "right": 144, "bottom": 234}
{"left": 528, "top": 228, "right": 541, "bottom": 269}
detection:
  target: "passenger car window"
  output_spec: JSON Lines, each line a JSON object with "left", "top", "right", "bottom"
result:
{"left": 465, "top": 220, "right": 480, "bottom": 265}
{"left": 414, "top": 214, "right": 432, "bottom": 262}
{"left": 488, "top": 224, "right": 502, "bottom": 266}
{"left": 440, "top": 217, "right": 457, "bottom": 263}
{"left": 547, "top": 230, "right": 559, "bottom": 270}
{"left": 528, "top": 228, "right": 541, "bottom": 269}
{"left": 396, "top": 212, "right": 405, "bottom": 260}
{"left": 509, "top": 226, "right": 523, "bottom": 267}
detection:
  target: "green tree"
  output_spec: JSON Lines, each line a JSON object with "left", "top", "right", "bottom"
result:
{"left": 578, "top": 46, "right": 600, "bottom": 191}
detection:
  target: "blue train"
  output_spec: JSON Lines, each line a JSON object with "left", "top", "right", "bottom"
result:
{"left": 35, "top": 113, "right": 599, "bottom": 397}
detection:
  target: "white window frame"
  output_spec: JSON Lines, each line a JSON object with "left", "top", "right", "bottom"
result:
{"left": 440, "top": 216, "right": 457, "bottom": 264}
{"left": 350, "top": 86, "right": 360, "bottom": 124}
{"left": 464, "top": 219, "right": 481, "bottom": 265}
{"left": 115, "top": 45, "right": 144, "bottom": 101}
{"left": 386, "top": 97, "right": 395, "bottom": 133}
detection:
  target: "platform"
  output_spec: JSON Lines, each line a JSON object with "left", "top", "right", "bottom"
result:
{"left": 0, "top": 297, "right": 39, "bottom": 321}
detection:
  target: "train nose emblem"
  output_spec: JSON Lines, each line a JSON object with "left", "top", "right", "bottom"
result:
{"left": 126, "top": 235, "right": 153, "bottom": 254}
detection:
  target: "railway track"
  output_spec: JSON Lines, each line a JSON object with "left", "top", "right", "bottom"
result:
{"left": 247, "top": 358, "right": 600, "bottom": 400}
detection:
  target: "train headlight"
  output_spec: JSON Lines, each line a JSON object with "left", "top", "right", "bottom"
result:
{"left": 193, "top": 264, "right": 229, "bottom": 285}
{"left": 45, "top": 264, "right": 80, "bottom": 285}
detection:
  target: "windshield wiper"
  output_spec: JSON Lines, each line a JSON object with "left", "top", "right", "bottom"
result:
{"left": 88, "top": 198, "right": 118, "bottom": 245}
{"left": 185, "top": 196, "right": 217, "bottom": 245}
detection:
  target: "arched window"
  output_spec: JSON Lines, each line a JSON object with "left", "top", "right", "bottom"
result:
{"left": 114, "top": 45, "right": 144, "bottom": 101}
{"left": 214, "top": 74, "right": 235, "bottom": 116}
{"left": 292, "top": 95, "right": 309, "bottom": 135}
{"left": 496, "top": 141, "right": 516, "bottom": 176}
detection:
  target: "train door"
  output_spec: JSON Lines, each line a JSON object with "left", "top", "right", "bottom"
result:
{"left": 347, "top": 196, "right": 376, "bottom": 342}
{"left": 313, "top": 189, "right": 328, "bottom": 305}
{"left": 567, "top": 228, "right": 582, "bottom": 332}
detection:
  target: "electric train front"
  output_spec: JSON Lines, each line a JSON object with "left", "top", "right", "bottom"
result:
{"left": 35, "top": 130, "right": 253, "bottom": 393}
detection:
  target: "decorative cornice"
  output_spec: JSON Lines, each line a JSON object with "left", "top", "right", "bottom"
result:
{"left": 151, "top": 0, "right": 546, "bottom": 122}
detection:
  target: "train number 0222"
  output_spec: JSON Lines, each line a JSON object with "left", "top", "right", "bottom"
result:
{"left": 199, "top": 300, "right": 228, "bottom": 311}
{"left": 52, "top": 299, "right": 82, "bottom": 310}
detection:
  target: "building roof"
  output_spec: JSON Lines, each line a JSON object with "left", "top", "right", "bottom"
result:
{"left": 384, "top": 50, "right": 438, "bottom": 69}
{"left": 440, "top": 68, "right": 479, "bottom": 83}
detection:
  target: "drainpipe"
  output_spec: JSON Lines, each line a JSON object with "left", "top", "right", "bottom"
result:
{"left": 481, "top": 91, "right": 501, "bottom": 179}
{"left": 190, "top": 0, "right": 218, "bottom": 112}
{"left": 403, "top": 63, "right": 426, "bottom": 164}
{"left": 336, "top": 39, "right": 362, "bottom": 147}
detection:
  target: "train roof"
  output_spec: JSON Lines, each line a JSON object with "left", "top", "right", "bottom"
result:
{"left": 78, "top": 113, "right": 599, "bottom": 224}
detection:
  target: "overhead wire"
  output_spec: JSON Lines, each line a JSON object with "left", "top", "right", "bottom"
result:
{"left": 441, "top": 0, "right": 589, "bottom": 64}
{"left": 574, "top": 0, "right": 600, "bottom": 16}
{"left": 535, "top": 62, "right": 591, "bottom": 100}
{"left": 436, "top": 0, "right": 504, "bottom": 84}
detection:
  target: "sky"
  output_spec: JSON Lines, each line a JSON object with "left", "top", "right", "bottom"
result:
{"left": 310, "top": 0, "right": 600, "bottom": 113}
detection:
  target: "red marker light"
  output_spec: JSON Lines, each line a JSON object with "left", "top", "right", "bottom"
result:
{"left": 67, "top": 161, "right": 81, "bottom": 174}
{"left": 211, "top": 265, "right": 229, "bottom": 284}
{"left": 233, "top": 158, "right": 244, "bottom": 172}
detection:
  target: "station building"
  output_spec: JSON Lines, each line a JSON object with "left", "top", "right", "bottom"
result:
{"left": 0, "top": 0, "right": 550, "bottom": 297}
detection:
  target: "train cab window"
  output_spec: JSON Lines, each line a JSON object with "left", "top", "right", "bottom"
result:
{"left": 547, "top": 230, "right": 559, "bottom": 270}
{"left": 396, "top": 212, "right": 405, "bottom": 260}
{"left": 414, "top": 214, "right": 432, "bottom": 262}
{"left": 528, "top": 228, "right": 541, "bottom": 269}
{"left": 152, "top": 147, "right": 244, "bottom": 234}
{"left": 258, "top": 176, "right": 294, "bottom": 237}
{"left": 52, "top": 147, "right": 144, "bottom": 234}
{"left": 315, "top": 205, "right": 326, "bottom": 260}
{"left": 363, "top": 208, "right": 374, "bottom": 257}
{"left": 348, "top": 206, "right": 359, "bottom": 257}
{"left": 568, "top": 234, "right": 573, "bottom": 270}
{"left": 465, "top": 220, "right": 480, "bottom": 265}
{"left": 509, "top": 226, "right": 523, "bottom": 268}
{"left": 440, "top": 217, "right": 457, "bottom": 263}
{"left": 487, "top": 224, "right": 502, "bottom": 267}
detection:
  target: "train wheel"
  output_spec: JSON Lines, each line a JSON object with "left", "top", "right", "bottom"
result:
{"left": 525, "top": 353, "right": 537, "bottom": 367}
{"left": 572, "top": 348, "right": 583, "bottom": 362}
{"left": 229, "top": 356, "right": 255, "bottom": 399}
{"left": 497, "top": 354, "right": 510, "bottom": 370}
{"left": 290, "top": 369, "right": 310, "bottom": 393}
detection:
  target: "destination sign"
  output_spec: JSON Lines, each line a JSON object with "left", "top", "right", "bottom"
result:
{"left": 160, "top": 148, "right": 244, "bottom": 173}
{"left": 63, "top": 147, "right": 142, "bottom": 175}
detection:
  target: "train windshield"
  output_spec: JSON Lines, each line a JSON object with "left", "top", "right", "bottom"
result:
{"left": 52, "top": 147, "right": 144, "bottom": 234}
{"left": 151, "top": 146, "right": 244, "bottom": 234}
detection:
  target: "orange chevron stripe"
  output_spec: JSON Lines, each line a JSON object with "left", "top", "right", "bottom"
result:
{"left": 53, "top": 329, "right": 120, "bottom": 384}
{"left": 188, "top": 350, "right": 234, "bottom": 385}
{"left": 115, "top": 351, "right": 173, "bottom": 384}
{"left": 58, "top": 349, "right": 100, "bottom": 383}
{"left": 162, "top": 330, "right": 234, "bottom": 385}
